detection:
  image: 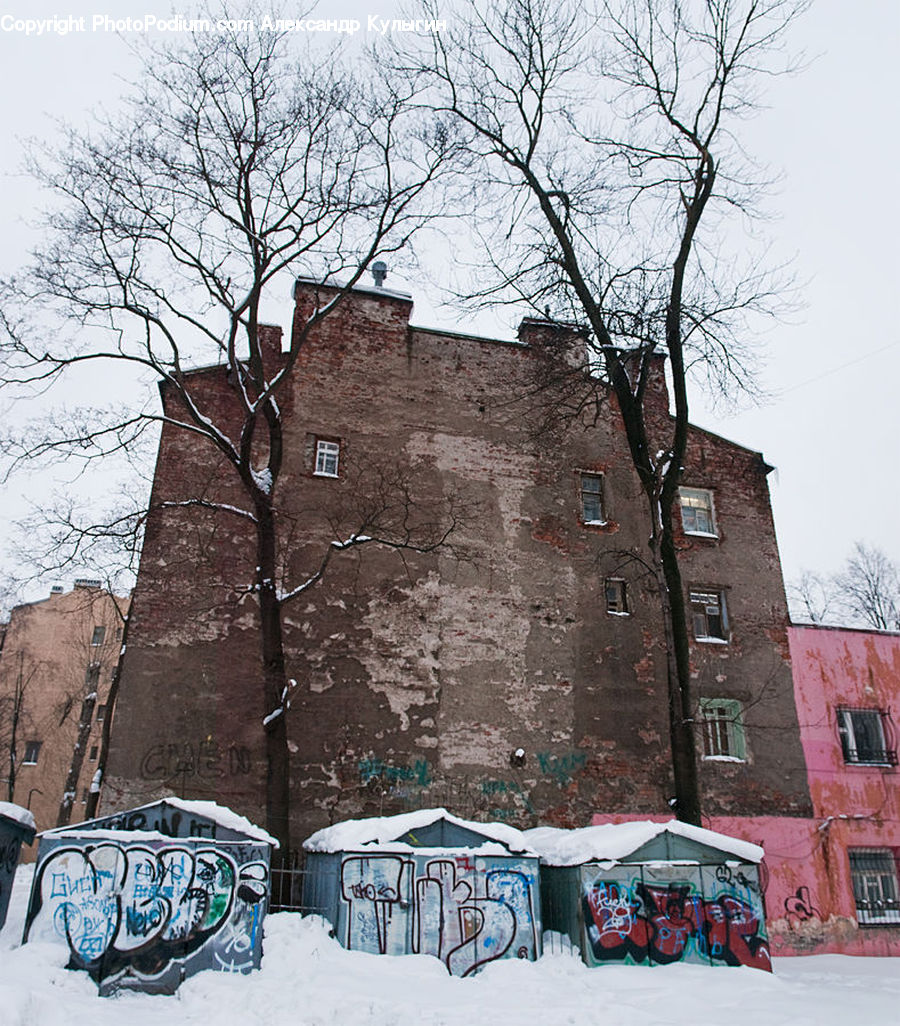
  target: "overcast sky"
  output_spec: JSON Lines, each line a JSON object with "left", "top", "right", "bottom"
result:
{"left": 0, "top": 0, "right": 898, "bottom": 602}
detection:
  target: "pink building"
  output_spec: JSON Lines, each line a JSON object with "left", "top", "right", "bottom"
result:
{"left": 594, "top": 624, "right": 900, "bottom": 957}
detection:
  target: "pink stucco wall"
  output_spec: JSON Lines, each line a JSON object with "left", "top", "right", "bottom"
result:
{"left": 592, "top": 623, "right": 900, "bottom": 958}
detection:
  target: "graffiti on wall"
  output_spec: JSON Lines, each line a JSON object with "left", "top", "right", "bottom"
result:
{"left": 582, "top": 866, "right": 771, "bottom": 972}
{"left": 24, "top": 840, "right": 269, "bottom": 994}
{"left": 140, "top": 739, "right": 252, "bottom": 780}
{"left": 783, "top": 885, "right": 822, "bottom": 929}
{"left": 339, "top": 854, "right": 538, "bottom": 976}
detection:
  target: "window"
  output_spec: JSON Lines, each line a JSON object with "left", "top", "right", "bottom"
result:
{"left": 699, "top": 699, "right": 747, "bottom": 761}
{"left": 838, "top": 709, "right": 897, "bottom": 766}
{"left": 605, "top": 579, "right": 628, "bottom": 615}
{"left": 679, "top": 488, "right": 717, "bottom": 536}
{"left": 314, "top": 439, "right": 340, "bottom": 477}
{"left": 81, "top": 788, "right": 89, "bottom": 804}
{"left": 96, "top": 704, "right": 107, "bottom": 722}
{"left": 849, "top": 849, "right": 900, "bottom": 925}
{"left": 22, "top": 741, "right": 41, "bottom": 765}
{"left": 91, "top": 625, "right": 106, "bottom": 646}
{"left": 580, "top": 473, "right": 605, "bottom": 524}
{"left": 89, "top": 745, "right": 98, "bottom": 761}
{"left": 690, "top": 589, "right": 729, "bottom": 642}
{"left": 85, "top": 663, "right": 100, "bottom": 687}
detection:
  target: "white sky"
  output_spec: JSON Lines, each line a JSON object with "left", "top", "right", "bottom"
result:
{"left": 0, "top": 0, "right": 898, "bottom": 599}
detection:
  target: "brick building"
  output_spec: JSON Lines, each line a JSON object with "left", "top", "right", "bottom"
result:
{"left": 102, "top": 280, "right": 811, "bottom": 845}
{"left": 0, "top": 582, "right": 128, "bottom": 850}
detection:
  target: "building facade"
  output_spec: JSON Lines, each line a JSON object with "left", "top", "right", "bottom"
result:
{"left": 594, "top": 624, "right": 900, "bottom": 956}
{"left": 102, "top": 281, "right": 811, "bottom": 846}
{"left": 0, "top": 582, "right": 127, "bottom": 850}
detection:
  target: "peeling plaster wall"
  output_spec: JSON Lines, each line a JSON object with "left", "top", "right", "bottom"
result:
{"left": 104, "top": 285, "right": 811, "bottom": 844}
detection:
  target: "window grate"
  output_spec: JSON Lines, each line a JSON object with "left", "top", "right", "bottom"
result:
{"left": 849, "top": 849, "right": 900, "bottom": 925}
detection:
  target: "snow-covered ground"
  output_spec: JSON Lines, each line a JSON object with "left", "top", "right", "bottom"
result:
{"left": 2, "top": 865, "right": 897, "bottom": 1026}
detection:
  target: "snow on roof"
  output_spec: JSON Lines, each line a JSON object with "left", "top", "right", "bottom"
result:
{"left": 0, "top": 802, "right": 36, "bottom": 833}
{"left": 303, "top": 807, "right": 536, "bottom": 855}
{"left": 524, "top": 820, "right": 764, "bottom": 867}
{"left": 41, "top": 796, "right": 277, "bottom": 847}
{"left": 151, "top": 797, "right": 279, "bottom": 846}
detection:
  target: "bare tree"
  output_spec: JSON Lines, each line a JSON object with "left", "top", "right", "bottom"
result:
{"left": 396, "top": 0, "right": 806, "bottom": 823}
{"left": 788, "top": 570, "right": 838, "bottom": 626}
{"left": 835, "top": 544, "right": 900, "bottom": 632}
{"left": 0, "top": 24, "right": 457, "bottom": 851}
{"left": 0, "top": 652, "right": 35, "bottom": 802}
{"left": 793, "top": 544, "right": 900, "bottom": 631}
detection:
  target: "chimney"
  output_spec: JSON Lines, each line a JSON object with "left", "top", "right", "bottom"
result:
{"left": 257, "top": 324, "right": 284, "bottom": 369}
{"left": 617, "top": 348, "right": 669, "bottom": 411}
{"left": 518, "top": 317, "right": 589, "bottom": 370}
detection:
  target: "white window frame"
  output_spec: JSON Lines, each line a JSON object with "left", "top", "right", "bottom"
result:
{"left": 605, "top": 578, "right": 628, "bottom": 616}
{"left": 22, "top": 740, "right": 41, "bottom": 765}
{"left": 690, "top": 589, "right": 729, "bottom": 643}
{"left": 699, "top": 698, "right": 746, "bottom": 762}
{"left": 580, "top": 472, "right": 605, "bottom": 525}
{"left": 679, "top": 487, "right": 717, "bottom": 538}
{"left": 849, "top": 849, "right": 900, "bottom": 925}
{"left": 837, "top": 708, "right": 897, "bottom": 766}
{"left": 314, "top": 438, "right": 340, "bottom": 478}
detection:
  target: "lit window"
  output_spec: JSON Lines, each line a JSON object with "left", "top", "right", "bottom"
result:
{"left": 838, "top": 709, "right": 897, "bottom": 766}
{"left": 314, "top": 439, "right": 340, "bottom": 477}
{"left": 679, "top": 488, "right": 717, "bottom": 536}
{"left": 700, "top": 699, "right": 746, "bottom": 761}
{"left": 580, "top": 473, "right": 605, "bottom": 524}
{"left": 91, "top": 626, "right": 106, "bottom": 646}
{"left": 22, "top": 741, "right": 42, "bottom": 765}
{"left": 690, "top": 590, "right": 729, "bottom": 642}
{"left": 849, "top": 849, "right": 900, "bottom": 925}
{"left": 605, "top": 579, "right": 628, "bottom": 615}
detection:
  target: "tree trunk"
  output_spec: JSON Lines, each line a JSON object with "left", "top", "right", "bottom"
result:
{"left": 85, "top": 614, "right": 129, "bottom": 820}
{"left": 256, "top": 502, "right": 292, "bottom": 855}
{"left": 56, "top": 693, "right": 96, "bottom": 826}
{"left": 658, "top": 511, "right": 701, "bottom": 825}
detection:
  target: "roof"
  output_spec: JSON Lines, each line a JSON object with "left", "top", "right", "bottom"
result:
{"left": 303, "top": 807, "right": 536, "bottom": 856}
{"left": 524, "top": 820, "right": 764, "bottom": 867}
{"left": 0, "top": 801, "right": 36, "bottom": 838}
{"left": 41, "top": 796, "right": 278, "bottom": 847}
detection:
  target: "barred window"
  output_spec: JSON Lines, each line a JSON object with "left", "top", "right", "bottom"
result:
{"left": 849, "top": 849, "right": 900, "bottom": 925}
{"left": 838, "top": 709, "right": 897, "bottom": 766}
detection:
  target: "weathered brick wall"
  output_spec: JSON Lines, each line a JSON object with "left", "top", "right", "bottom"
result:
{"left": 104, "top": 282, "right": 810, "bottom": 843}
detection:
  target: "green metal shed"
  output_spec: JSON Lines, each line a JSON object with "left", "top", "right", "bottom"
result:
{"left": 527, "top": 820, "right": 771, "bottom": 971}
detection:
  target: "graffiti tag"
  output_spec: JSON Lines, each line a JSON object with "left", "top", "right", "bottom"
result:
{"left": 140, "top": 740, "right": 252, "bottom": 781}
{"left": 339, "top": 854, "right": 538, "bottom": 976}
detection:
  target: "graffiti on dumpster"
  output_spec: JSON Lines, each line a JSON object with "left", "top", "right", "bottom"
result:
{"left": 340, "top": 854, "right": 538, "bottom": 976}
{"left": 582, "top": 869, "right": 771, "bottom": 971}
{"left": 24, "top": 841, "right": 268, "bottom": 993}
